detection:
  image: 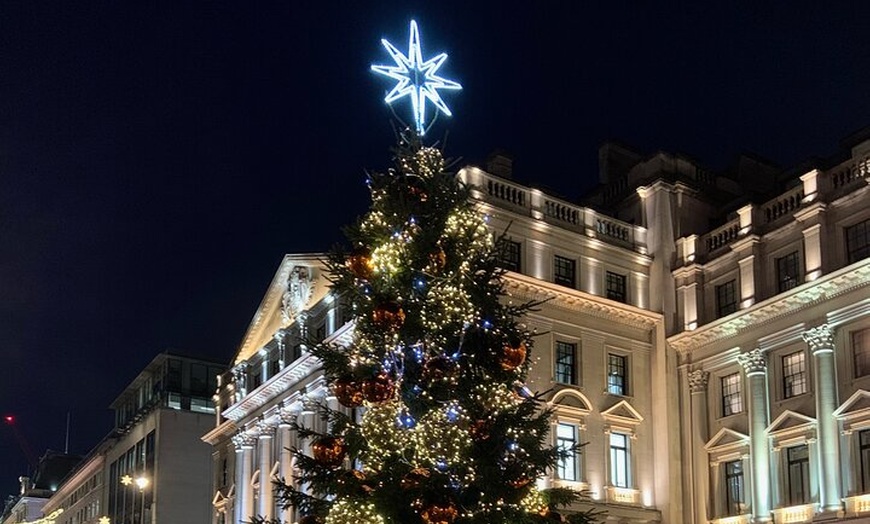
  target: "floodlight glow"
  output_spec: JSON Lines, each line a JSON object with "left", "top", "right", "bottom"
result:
{"left": 371, "top": 20, "right": 461, "bottom": 135}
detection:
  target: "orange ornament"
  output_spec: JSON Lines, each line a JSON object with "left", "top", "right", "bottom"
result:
{"left": 372, "top": 301, "right": 406, "bottom": 330}
{"left": 332, "top": 377, "right": 364, "bottom": 408}
{"left": 421, "top": 503, "right": 458, "bottom": 524}
{"left": 428, "top": 246, "right": 447, "bottom": 272}
{"left": 346, "top": 248, "right": 374, "bottom": 280}
{"left": 311, "top": 436, "right": 347, "bottom": 468}
{"left": 362, "top": 372, "right": 395, "bottom": 403}
{"left": 500, "top": 341, "right": 527, "bottom": 370}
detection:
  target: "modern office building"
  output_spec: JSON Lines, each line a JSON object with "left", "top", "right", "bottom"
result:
{"left": 205, "top": 129, "right": 870, "bottom": 523}
{"left": 39, "top": 352, "right": 225, "bottom": 524}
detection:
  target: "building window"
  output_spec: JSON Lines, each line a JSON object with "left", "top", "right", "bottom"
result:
{"left": 854, "top": 328, "right": 870, "bottom": 378}
{"left": 607, "top": 354, "right": 627, "bottom": 395}
{"left": 721, "top": 373, "right": 743, "bottom": 416}
{"left": 716, "top": 280, "right": 738, "bottom": 318}
{"left": 609, "top": 432, "right": 630, "bottom": 488}
{"left": 846, "top": 219, "right": 870, "bottom": 264}
{"left": 555, "top": 341, "right": 577, "bottom": 385}
{"left": 776, "top": 251, "right": 801, "bottom": 293}
{"left": 724, "top": 460, "right": 745, "bottom": 516}
{"left": 606, "top": 271, "right": 627, "bottom": 303}
{"left": 500, "top": 240, "right": 521, "bottom": 272}
{"left": 556, "top": 423, "right": 579, "bottom": 481}
{"left": 554, "top": 255, "right": 576, "bottom": 288}
{"left": 860, "top": 430, "right": 870, "bottom": 493}
{"left": 786, "top": 444, "right": 811, "bottom": 505}
{"left": 782, "top": 351, "right": 807, "bottom": 399}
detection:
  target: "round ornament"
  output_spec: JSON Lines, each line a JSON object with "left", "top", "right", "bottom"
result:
{"left": 333, "top": 377, "right": 364, "bottom": 408}
{"left": 428, "top": 246, "right": 447, "bottom": 273}
{"left": 509, "top": 476, "right": 531, "bottom": 489}
{"left": 311, "top": 436, "right": 347, "bottom": 468}
{"left": 362, "top": 372, "right": 396, "bottom": 403}
{"left": 421, "top": 355, "right": 457, "bottom": 383}
{"left": 468, "top": 419, "right": 491, "bottom": 441}
{"left": 406, "top": 176, "right": 429, "bottom": 202}
{"left": 372, "top": 301, "right": 406, "bottom": 330}
{"left": 347, "top": 248, "right": 374, "bottom": 280}
{"left": 421, "top": 503, "right": 457, "bottom": 524}
{"left": 499, "top": 340, "right": 527, "bottom": 371}
{"left": 400, "top": 467, "right": 431, "bottom": 490}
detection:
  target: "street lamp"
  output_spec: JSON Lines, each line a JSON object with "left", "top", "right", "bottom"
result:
{"left": 135, "top": 476, "right": 149, "bottom": 524}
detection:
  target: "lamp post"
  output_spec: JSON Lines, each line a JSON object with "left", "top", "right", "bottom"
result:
{"left": 135, "top": 476, "right": 149, "bottom": 524}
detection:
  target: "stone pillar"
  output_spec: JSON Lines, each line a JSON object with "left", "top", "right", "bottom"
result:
{"left": 737, "top": 348, "right": 772, "bottom": 523}
{"left": 710, "top": 461, "right": 723, "bottom": 518}
{"left": 803, "top": 324, "right": 842, "bottom": 513}
{"left": 231, "top": 363, "right": 249, "bottom": 403}
{"left": 844, "top": 430, "right": 857, "bottom": 497}
{"left": 771, "top": 446, "right": 783, "bottom": 509}
{"left": 688, "top": 370, "right": 711, "bottom": 523}
{"left": 232, "top": 432, "right": 256, "bottom": 524}
{"left": 278, "top": 408, "right": 298, "bottom": 523}
{"left": 257, "top": 422, "right": 276, "bottom": 520}
{"left": 275, "top": 329, "right": 287, "bottom": 370}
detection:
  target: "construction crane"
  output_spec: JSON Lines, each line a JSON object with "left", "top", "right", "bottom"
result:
{"left": 4, "top": 414, "right": 38, "bottom": 470}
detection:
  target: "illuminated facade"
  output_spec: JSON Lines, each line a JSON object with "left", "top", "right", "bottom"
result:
{"left": 205, "top": 130, "right": 870, "bottom": 524}
{"left": 40, "top": 352, "right": 224, "bottom": 524}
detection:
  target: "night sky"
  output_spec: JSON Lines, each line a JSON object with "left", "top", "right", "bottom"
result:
{"left": 2, "top": 2, "right": 869, "bottom": 494}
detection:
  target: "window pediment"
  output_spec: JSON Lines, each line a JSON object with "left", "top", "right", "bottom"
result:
{"left": 833, "top": 389, "right": 870, "bottom": 421}
{"left": 549, "top": 388, "right": 593, "bottom": 414}
{"left": 601, "top": 399, "right": 643, "bottom": 426}
{"left": 767, "top": 410, "right": 816, "bottom": 436}
{"left": 705, "top": 427, "right": 750, "bottom": 454}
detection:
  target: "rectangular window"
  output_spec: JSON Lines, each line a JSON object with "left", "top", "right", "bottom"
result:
{"left": 555, "top": 341, "right": 577, "bottom": 385}
{"left": 724, "top": 460, "right": 745, "bottom": 516}
{"left": 846, "top": 219, "right": 870, "bottom": 264}
{"left": 854, "top": 329, "right": 870, "bottom": 378}
{"left": 556, "top": 423, "right": 578, "bottom": 481}
{"left": 860, "top": 430, "right": 870, "bottom": 493}
{"left": 776, "top": 251, "right": 801, "bottom": 293}
{"left": 721, "top": 373, "right": 743, "bottom": 416}
{"left": 190, "top": 363, "right": 208, "bottom": 396}
{"left": 716, "top": 280, "right": 738, "bottom": 318}
{"left": 167, "top": 392, "right": 181, "bottom": 410}
{"left": 167, "top": 358, "right": 183, "bottom": 392}
{"left": 782, "top": 351, "right": 807, "bottom": 399}
{"left": 554, "top": 255, "right": 576, "bottom": 288}
{"left": 500, "top": 240, "right": 521, "bottom": 272}
{"left": 606, "top": 271, "right": 627, "bottom": 303}
{"left": 786, "top": 445, "right": 811, "bottom": 505}
{"left": 607, "top": 354, "right": 627, "bottom": 396}
{"left": 609, "top": 432, "right": 629, "bottom": 488}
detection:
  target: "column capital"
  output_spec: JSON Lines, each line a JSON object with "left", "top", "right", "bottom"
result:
{"left": 737, "top": 348, "right": 767, "bottom": 376}
{"left": 803, "top": 324, "right": 834, "bottom": 354}
{"left": 278, "top": 408, "right": 298, "bottom": 427}
{"left": 257, "top": 420, "right": 276, "bottom": 438}
{"left": 232, "top": 432, "right": 256, "bottom": 450}
{"left": 688, "top": 370, "right": 710, "bottom": 392}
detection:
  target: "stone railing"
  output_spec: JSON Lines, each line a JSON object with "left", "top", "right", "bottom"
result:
{"left": 709, "top": 515, "right": 750, "bottom": 524}
{"left": 844, "top": 493, "right": 870, "bottom": 517}
{"left": 829, "top": 155, "right": 870, "bottom": 190}
{"left": 604, "top": 486, "right": 641, "bottom": 505}
{"left": 460, "top": 167, "right": 647, "bottom": 253}
{"left": 761, "top": 185, "right": 804, "bottom": 224}
{"left": 701, "top": 218, "right": 741, "bottom": 254}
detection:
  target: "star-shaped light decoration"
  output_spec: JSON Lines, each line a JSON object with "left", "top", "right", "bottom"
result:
{"left": 120, "top": 475, "right": 133, "bottom": 486}
{"left": 99, "top": 516, "right": 111, "bottom": 524}
{"left": 371, "top": 20, "right": 461, "bottom": 135}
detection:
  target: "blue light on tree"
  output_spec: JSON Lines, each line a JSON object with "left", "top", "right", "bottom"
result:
{"left": 371, "top": 20, "right": 461, "bottom": 135}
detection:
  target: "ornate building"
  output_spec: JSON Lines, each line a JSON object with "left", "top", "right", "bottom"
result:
{"left": 205, "top": 129, "right": 870, "bottom": 524}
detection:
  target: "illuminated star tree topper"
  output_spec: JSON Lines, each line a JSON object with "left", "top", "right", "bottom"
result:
{"left": 371, "top": 20, "right": 462, "bottom": 136}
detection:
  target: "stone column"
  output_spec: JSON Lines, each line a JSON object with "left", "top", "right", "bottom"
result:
{"left": 231, "top": 363, "right": 249, "bottom": 403}
{"left": 257, "top": 422, "right": 276, "bottom": 520}
{"left": 803, "top": 324, "right": 842, "bottom": 513}
{"left": 232, "top": 432, "right": 256, "bottom": 524}
{"left": 278, "top": 408, "right": 298, "bottom": 523}
{"left": 688, "top": 370, "right": 711, "bottom": 523}
{"left": 737, "top": 348, "right": 772, "bottom": 523}
{"left": 710, "top": 461, "right": 723, "bottom": 518}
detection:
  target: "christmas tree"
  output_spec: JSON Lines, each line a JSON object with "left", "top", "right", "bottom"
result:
{"left": 256, "top": 134, "right": 596, "bottom": 524}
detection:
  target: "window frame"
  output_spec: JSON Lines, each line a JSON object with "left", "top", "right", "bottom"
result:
{"left": 500, "top": 240, "right": 522, "bottom": 272}
{"left": 782, "top": 351, "right": 808, "bottom": 399}
{"left": 846, "top": 218, "right": 870, "bottom": 264}
{"left": 715, "top": 279, "right": 738, "bottom": 318}
{"left": 554, "top": 255, "right": 576, "bottom": 288}
{"left": 854, "top": 328, "right": 870, "bottom": 379}
{"left": 786, "top": 444, "right": 811, "bottom": 505}
{"left": 720, "top": 372, "right": 743, "bottom": 417}
{"left": 555, "top": 422, "right": 580, "bottom": 482}
{"left": 609, "top": 432, "right": 630, "bottom": 488}
{"left": 605, "top": 271, "right": 627, "bottom": 303}
{"left": 775, "top": 251, "right": 801, "bottom": 293}
{"left": 555, "top": 341, "right": 577, "bottom": 385}
{"left": 724, "top": 459, "right": 745, "bottom": 516}
{"left": 607, "top": 353, "right": 628, "bottom": 396}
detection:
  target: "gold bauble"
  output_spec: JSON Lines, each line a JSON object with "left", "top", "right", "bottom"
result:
{"left": 346, "top": 248, "right": 374, "bottom": 280}
{"left": 311, "top": 436, "right": 347, "bottom": 468}
{"left": 428, "top": 246, "right": 447, "bottom": 272}
{"left": 500, "top": 341, "right": 527, "bottom": 371}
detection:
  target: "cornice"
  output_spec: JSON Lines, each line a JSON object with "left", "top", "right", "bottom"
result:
{"left": 224, "top": 352, "right": 322, "bottom": 423}
{"left": 201, "top": 419, "right": 238, "bottom": 445}
{"left": 504, "top": 272, "right": 661, "bottom": 331}
{"left": 670, "top": 258, "right": 870, "bottom": 356}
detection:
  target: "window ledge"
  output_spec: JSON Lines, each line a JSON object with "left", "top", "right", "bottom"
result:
{"left": 604, "top": 486, "right": 641, "bottom": 505}
{"left": 551, "top": 479, "right": 588, "bottom": 492}
{"left": 844, "top": 493, "right": 870, "bottom": 516}
{"left": 710, "top": 515, "right": 750, "bottom": 524}
{"left": 771, "top": 503, "right": 816, "bottom": 523}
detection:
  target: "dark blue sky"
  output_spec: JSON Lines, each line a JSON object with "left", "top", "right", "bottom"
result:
{"left": 2, "top": 1, "right": 869, "bottom": 494}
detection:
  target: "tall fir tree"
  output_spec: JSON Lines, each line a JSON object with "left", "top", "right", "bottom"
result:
{"left": 258, "top": 134, "right": 596, "bottom": 524}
